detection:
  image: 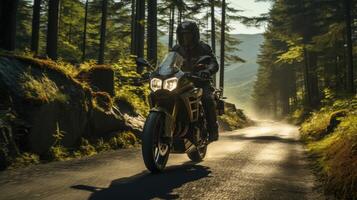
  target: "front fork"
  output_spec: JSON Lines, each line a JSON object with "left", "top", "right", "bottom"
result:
{"left": 149, "top": 106, "right": 177, "bottom": 145}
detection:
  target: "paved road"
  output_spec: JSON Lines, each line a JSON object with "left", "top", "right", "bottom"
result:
{"left": 0, "top": 121, "right": 325, "bottom": 200}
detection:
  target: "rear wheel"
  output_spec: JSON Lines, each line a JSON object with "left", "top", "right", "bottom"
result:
{"left": 187, "top": 144, "right": 207, "bottom": 162}
{"left": 142, "top": 112, "right": 170, "bottom": 173}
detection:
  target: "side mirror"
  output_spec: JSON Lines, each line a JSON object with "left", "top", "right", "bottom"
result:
{"left": 136, "top": 57, "right": 150, "bottom": 67}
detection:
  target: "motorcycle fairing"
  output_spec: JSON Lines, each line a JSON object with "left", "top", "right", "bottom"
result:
{"left": 180, "top": 88, "right": 203, "bottom": 122}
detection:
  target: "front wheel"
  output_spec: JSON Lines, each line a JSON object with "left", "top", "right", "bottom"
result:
{"left": 187, "top": 145, "right": 207, "bottom": 162}
{"left": 142, "top": 112, "right": 170, "bottom": 173}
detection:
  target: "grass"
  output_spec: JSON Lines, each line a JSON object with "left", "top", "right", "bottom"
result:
{"left": 300, "top": 111, "right": 331, "bottom": 141}
{"left": 21, "top": 72, "right": 69, "bottom": 104}
{"left": 9, "top": 153, "right": 40, "bottom": 168}
{"left": 299, "top": 95, "right": 357, "bottom": 200}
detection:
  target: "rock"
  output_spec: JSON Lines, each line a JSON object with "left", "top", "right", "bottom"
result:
{"left": 90, "top": 106, "right": 125, "bottom": 137}
{"left": 77, "top": 65, "right": 115, "bottom": 96}
{"left": 25, "top": 101, "right": 91, "bottom": 153}
{"left": 218, "top": 101, "right": 254, "bottom": 132}
{"left": 326, "top": 110, "right": 348, "bottom": 134}
{"left": 0, "top": 55, "right": 144, "bottom": 157}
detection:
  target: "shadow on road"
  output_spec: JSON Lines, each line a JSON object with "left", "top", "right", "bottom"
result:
{"left": 71, "top": 163, "right": 212, "bottom": 200}
{"left": 225, "top": 135, "right": 299, "bottom": 144}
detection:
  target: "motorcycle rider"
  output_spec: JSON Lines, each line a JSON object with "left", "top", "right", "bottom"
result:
{"left": 171, "top": 21, "right": 219, "bottom": 142}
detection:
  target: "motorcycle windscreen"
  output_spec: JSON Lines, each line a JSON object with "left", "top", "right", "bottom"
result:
{"left": 157, "top": 52, "right": 183, "bottom": 76}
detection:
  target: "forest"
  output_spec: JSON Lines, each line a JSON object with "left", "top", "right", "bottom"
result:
{"left": 0, "top": 0, "right": 245, "bottom": 79}
{"left": 252, "top": 0, "right": 357, "bottom": 118}
{"left": 0, "top": 0, "right": 357, "bottom": 199}
{"left": 252, "top": 0, "right": 357, "bottom": 199}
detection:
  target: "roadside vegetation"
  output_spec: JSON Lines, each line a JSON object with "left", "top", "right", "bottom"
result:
{"left": 218, "top": 102, "right": 254, "bottom": 131}
{"left": 250, "top": 0, "right": 356, "bottom": 198}
{"left": 10, "top": 131, "right": 139, "bottom": 168}
{"left": 0, "top": 53, "right": 145, "bottom": 170}
{"left": 299, "top": 94, "right": 357, "bottom": 200}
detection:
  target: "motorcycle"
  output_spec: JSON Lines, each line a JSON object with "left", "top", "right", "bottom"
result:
{"left": 137, "top": 52, "right": 225, "bottom": 173}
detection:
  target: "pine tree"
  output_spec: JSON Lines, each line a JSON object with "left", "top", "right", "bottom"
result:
{"left": 31, "top": 0, "right": 41, "bottom": 54}
{"left": 147, "top": 0, "right": 158, "bottom": 65}
{"left": 219, "top": 0, "right": 226, "bottom": 91}
{"left": 82, "top": 0, "right": 89, "bottom": 61}
{"left": 0, "top": 0, "right": 19, "bottom": 51}
{"left": 46, "top": 0, "right": 60, "bottom": 60}
{"left": 98, "top": 0, "right": 108, "bottom": 64}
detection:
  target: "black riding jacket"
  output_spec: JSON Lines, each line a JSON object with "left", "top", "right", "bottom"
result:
{"left": 171, "top": 41, "right": 219, "bottom": 76}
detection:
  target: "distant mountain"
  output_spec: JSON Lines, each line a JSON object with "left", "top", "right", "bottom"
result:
{"left": 158, "top": 33, "right": 265, "bottom": 111}
{"left": 223, "top": 34, "right": 264, "bottom": 111}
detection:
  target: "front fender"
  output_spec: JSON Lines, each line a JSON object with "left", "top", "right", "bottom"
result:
{"left": 150, "top": 107, "right": 174, "bottom": 138}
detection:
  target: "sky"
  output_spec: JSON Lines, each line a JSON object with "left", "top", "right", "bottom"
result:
{"left": 228, "top": 0, "right": 271, "bottom": 34}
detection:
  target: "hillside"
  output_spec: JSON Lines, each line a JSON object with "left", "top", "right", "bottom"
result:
{"left": 223, "top": 34, "right": 264, "bottom": 112}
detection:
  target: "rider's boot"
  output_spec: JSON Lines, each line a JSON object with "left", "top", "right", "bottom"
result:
{"left": 204, "top": 99, "right": 219, "bottom": 142}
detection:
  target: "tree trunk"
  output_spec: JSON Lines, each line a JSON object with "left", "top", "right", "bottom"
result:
{"left": 308, "top": 52, "right": 320, "bottom": 106}
{"left": 219, "top": 0, "right": 226, "bottom": 93}
{"left": 98, "top": 0, "right": 108, "bottom": 64}
{"left": 302, "top": 47, "right": 312, "bottom": 107}
{"left": 210, "top": 0, "right": 216, "bottom": 85}
{"left": 82, "top": 0, "right": 89, "bottom": 62}
{"left": 168, "top": 5, "right": 175, "bottom": 50}
{"left": 130, "top": 0, "right": 136, "bottom": 55}
{"left": 344, "top": 0, "right": 355, "bottom": 93}
{"left": 31, "top": 0, "right": 41, "bottom": 54}
{"left": 0, "top": 0, "right": 19, "bottom": 51}
{"left": 147, "top": 0, "right": 157, "bottom": 65}
{"left": 46, "top": 0, "right": 60, "bottom": 60}
{"left": 178, "top": 7, "right": 182, "bottom": 25}
{"left": 135, "top": 0, "right": 145, "bottom": 72}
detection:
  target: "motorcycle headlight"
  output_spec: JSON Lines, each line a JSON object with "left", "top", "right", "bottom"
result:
{"left": 150, "top": 78, "right": 162, "bottom": 91}
{"left": 163, "top": 77, "right": 178, "bottom": 91}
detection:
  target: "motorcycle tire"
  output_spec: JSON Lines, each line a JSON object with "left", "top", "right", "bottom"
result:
{"left": 142, "top": 112, "right": 170, "bottom": 173}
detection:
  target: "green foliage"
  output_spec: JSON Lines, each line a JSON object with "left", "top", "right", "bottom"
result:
{"left": 252, "top": 0, "right": 357, "bottom": 118}
{"left": 48, "top": 122, "right": 70, "bottom": 161}
{"left": 277, "top": 44, "right": 303, "bottom": 64}
{"left": 113, "top": 57, "right": 150, "bottom": 116}
{"left": 77, "top": 138, "right": 97, "bottom": 157}
{"left": 15, "top": 0, "right": 132, "bottom": 63}
{"left": 118, "top": 131, "right": 138, "bottom": 147}
{"left": 300, "top": 111, "right": 331, "bottom": 141}
{"left": 115, "top": 85, "right": 150, "bottom": 116}
{"left": 300, "top": 95, "right": 357, "bottom": 199}
{"left": 306, "top": 114, "right": 357, "bottom": 199}
{"left": 21, "top": 72, "right": 68, "bottom": 103}
{"left": 10, "top": 153, "right": 40, "bottom": 168}
{"left": 49, "top": 146, "right": 70, "bottom": 161}
{"left": 218, "top": 107, "right": 250, "bottom": 131}
{"left": 95, "top": 138, "right": 112, "bottom": 152}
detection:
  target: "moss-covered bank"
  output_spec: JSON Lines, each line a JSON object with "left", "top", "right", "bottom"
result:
{"left": 299, "top": 96, "right": 357, "bottom": 200}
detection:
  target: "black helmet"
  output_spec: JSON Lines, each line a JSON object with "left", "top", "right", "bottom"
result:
{"left": 176, "top": 21, "right": 200, "bottom": 48}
